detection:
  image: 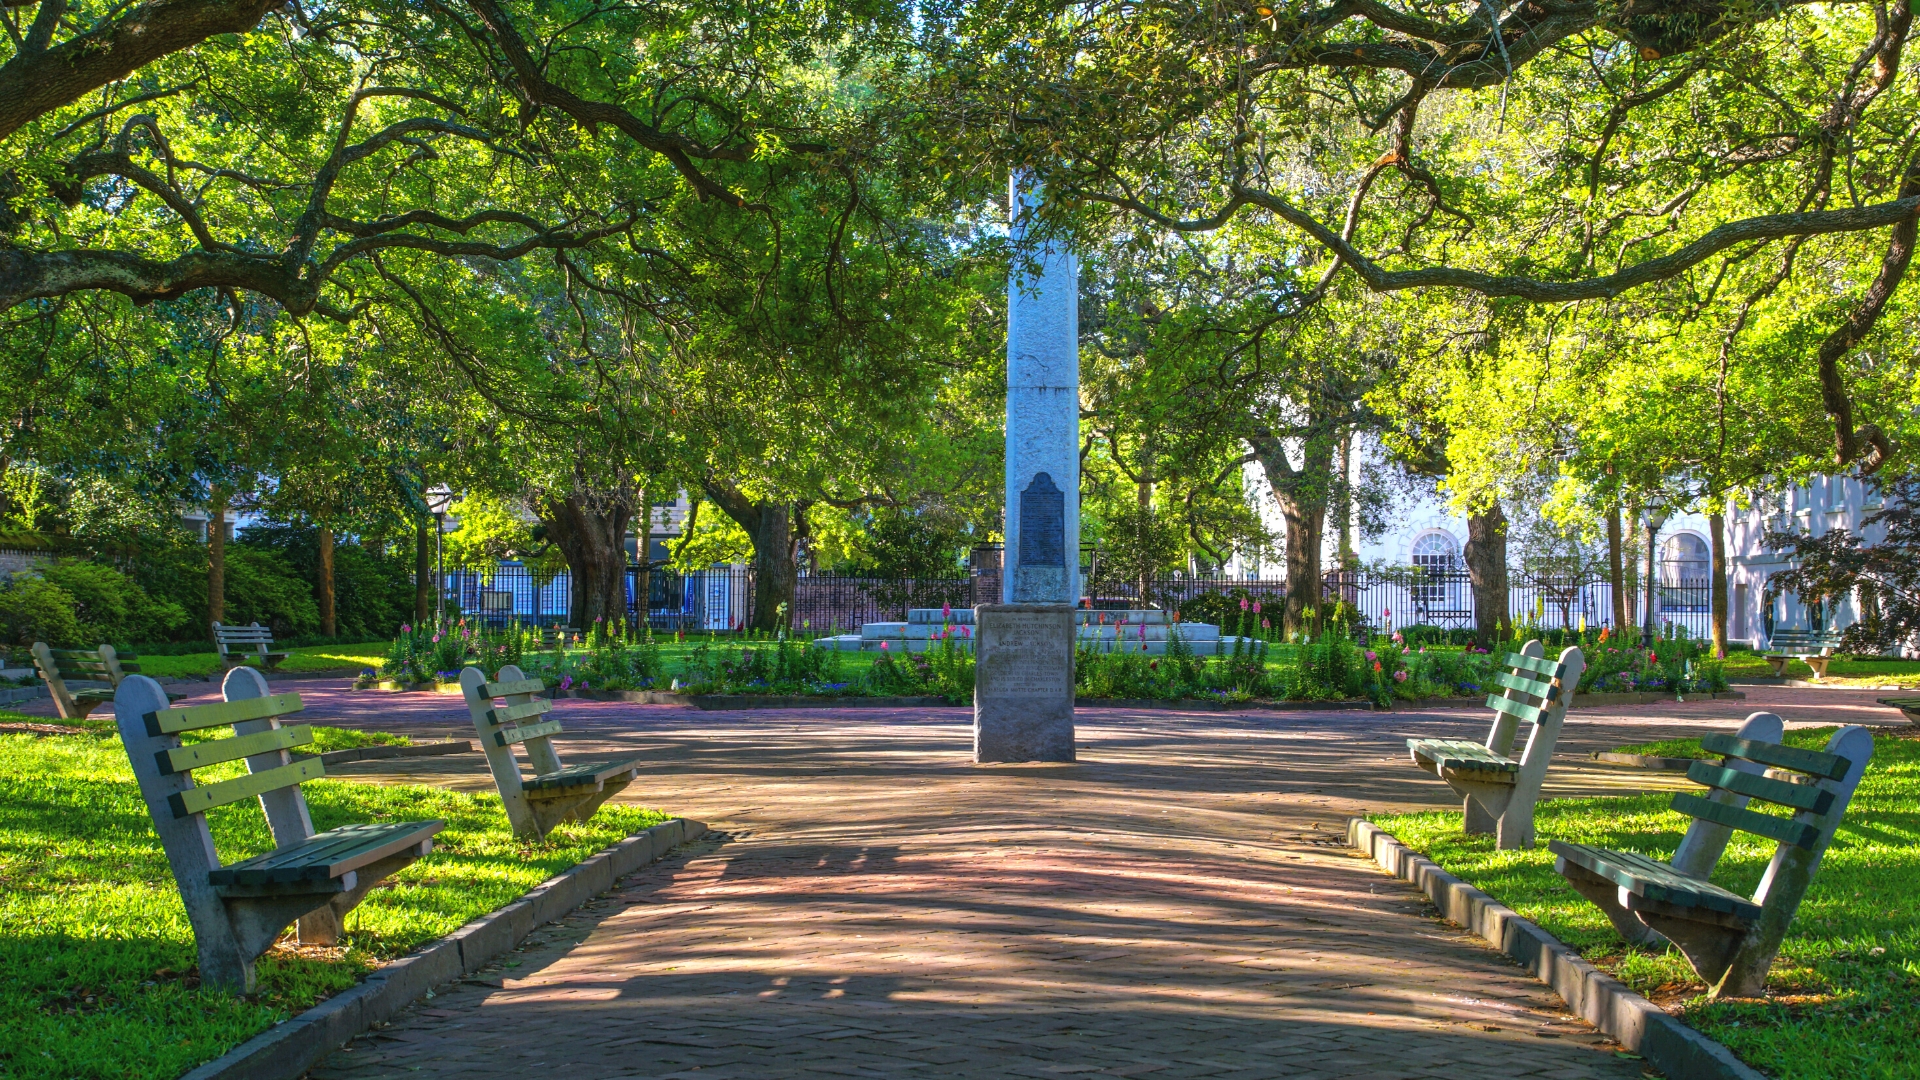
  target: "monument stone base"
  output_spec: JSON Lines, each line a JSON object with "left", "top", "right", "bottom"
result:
{"left": 973, "top": 604, "right": 1075, "bottom": 763}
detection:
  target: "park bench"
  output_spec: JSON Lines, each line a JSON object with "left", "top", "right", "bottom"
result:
{"left": 1551, "top": 713, "right": 1872, "bottom": 998}
{"left": 1761, "top": 627, "right": 1842, "bottom": 678}
{"left": 1876, "top": 696, "right": 1920, "bottom": 723}
{"left": 115, "top": 667, "right": 443, "bottom": 992}
{"left": 1406, "top": 640, "right": 1587, "bottom": 850}
{"left": 458, "top": 663, "right": 644, "bottom": 840}
{"left": 30, "top": 641, "right": 182, "bottom": 719}
{"left": 213, "top": 621, "right": 289, "bottom": 670}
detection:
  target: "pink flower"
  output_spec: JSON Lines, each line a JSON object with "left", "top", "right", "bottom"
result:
{"left": 1394, "top": 670, "right": 1408, "bottom": 683}
{"left": 961, "top": 626, "right": 971, "bottom": 638}
{"left": 1239, "top": 598, "right": 1249, "bottom": 610}
{"left": 942, "top": 602, "right": 952, "bottom": 618}
{"left": 1261, "top": 617, "right": 1270, "bottom": 629}
{"left": 400, "top": 624, "right": 412, "bottom": 634}
{"left": 1365, "top": 650, "right": 1377, "bottom": 661}
{"left": 1384, "top": 608, "right": 1392, "bottom": 618}
{"left": 1252, "top": 601, "right": 1262, "bottom": 614}
{"left": 880, "top": 641, "right": 889, "bottom": 651}
{"left": 431, "top": 633, "right": 441, "bottom": 643}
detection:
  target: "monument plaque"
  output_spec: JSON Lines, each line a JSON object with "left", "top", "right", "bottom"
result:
{"left": 973, "top": 604, "right": 1076, "bottom": 763}
{"left": 1014, "top": 472, "right": 1067, "bottom": 603}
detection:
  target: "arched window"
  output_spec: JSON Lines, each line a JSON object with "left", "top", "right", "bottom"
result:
{"left": 1661, "top": 533, "right": 1710, "bottom": 585}
{"left": 1411, "top": 531, "right": 1460, "bottom": 572}
{"left": 1410, "top": 531, "right": 1461, "bottom": 607}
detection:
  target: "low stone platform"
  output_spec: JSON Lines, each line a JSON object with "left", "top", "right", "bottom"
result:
{"left": 816, "top": 607, "right": 1258, "bottom": 655}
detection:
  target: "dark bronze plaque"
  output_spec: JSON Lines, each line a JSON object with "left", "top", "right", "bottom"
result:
{"left": 1019, "top": 472, "right": 1065, "bottom": 567}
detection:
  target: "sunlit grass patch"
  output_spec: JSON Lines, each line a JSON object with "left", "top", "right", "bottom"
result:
{"left": 1375, "top": 728, "right": 1920, "bottom": 1080}
{"left": 0, "top": 728, "right": 667, "bottom": 1080}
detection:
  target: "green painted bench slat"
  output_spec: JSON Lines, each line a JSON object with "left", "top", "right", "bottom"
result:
{"left": 167, "top": 757, "right": 324, "bottom": 818}
{"left": 1549, "top": 841, "right": 1763, "bottom": 920}
{"left": 1490, "top": 669, "right": 1557, "bottom": 701}
{"left": 486, "top": 677, "right": 545, "bottom": 698}
{"left": 1408, "top": 737, "right": 1519, "bottom": 774}
{"left": 522, "top": 758, "right": 646, "bottom": 793}
{"left": 488, "top": 698, "right": 553, "bottom": 726}
{"left": 1484, "top": 692, "right": 1546, "bottom": 725}
{"left": 1503, "top": 651, "right": 1563, "bottom": 678}
{"left": 496, "top": 718, "right": 564, "bottom": 746}
{"left": 1880, "top": 696, "right": 1920, "bottom": 708}
{"left": 149, "top": 693, "right": 304, "bottom": 735}
{"left": 1686, "top": 760, "right": 1834, "bottom": 815}
{"left": 209, "top": 821, "right": 444, "bottom": 886}
{"left": 1671, "top": 791, "right": 1821, "bottom": 850}
{"left": 157, "top": 725, "right": 313, "bottom": 774}
{"left": 1700, "top": 733, "right": 1852, "bottom": 780}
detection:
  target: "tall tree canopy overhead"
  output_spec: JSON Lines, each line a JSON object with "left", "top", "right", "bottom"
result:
{"left": 929, "top": 0, "right": 1920, "bottom": 469}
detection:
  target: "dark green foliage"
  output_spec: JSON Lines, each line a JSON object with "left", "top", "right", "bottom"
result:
{"left": 237, "top": 523, "right": 413, "bottom": 640}
{"left": 0, "top": 577, "right": 81, "bottom": 646}
{"left": 40, "top": 559, "right": 188, "bottom": 643}
{"left": 220, "top": 546, "right": 320, "bottom": 638}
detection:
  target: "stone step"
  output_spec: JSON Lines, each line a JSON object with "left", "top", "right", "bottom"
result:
{"left": 1078, "top": 625, "right": 1220, "bottom": 642}
{"left": 906, "top": 608, "right": 976, "bottom": 625}
{"left": 817, "top": 634, "right": 1262, "bottom": 656}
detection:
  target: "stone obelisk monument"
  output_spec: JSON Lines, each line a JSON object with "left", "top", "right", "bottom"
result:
{"left": 973, "top": 175, "right": 1078, "bottom": 764}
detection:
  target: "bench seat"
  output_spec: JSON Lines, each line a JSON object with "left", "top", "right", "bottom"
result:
{"left": 1408, "top": 737, "right": 1519, "bottom": 780}
{"left": 1877, "top": 696, "right": 1920, "bottom": 721}
{"left": 524, "top": 758, "right": 646, "bottom": 795}
{"left": 209, "top": 820, "right": 443, "bottom": 890}
{"left": 1549, "top": 841, "right": 1761, "bottom": 921}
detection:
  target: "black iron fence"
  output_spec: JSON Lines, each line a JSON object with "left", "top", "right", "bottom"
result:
{"left": 445, "top": 562, "right": 1718, "bottom": 640}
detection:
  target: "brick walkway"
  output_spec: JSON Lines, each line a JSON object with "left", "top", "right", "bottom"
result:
{"left": 131, "top": 682, "right": 1902, "bottom": 1079}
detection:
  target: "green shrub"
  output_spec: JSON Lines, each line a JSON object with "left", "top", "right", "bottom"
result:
{"left": 0, "top": 578, "right": 80, "bottom": 646}
{"left": 221, "top": 546, "right": 320, "bottom": 638}
{"left": 40, "top": 558, "right": 188, "bottom": 643}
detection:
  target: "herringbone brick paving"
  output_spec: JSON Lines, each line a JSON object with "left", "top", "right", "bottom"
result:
{"left": 168, "top": 681, "right": 1882, "bottom": 1080}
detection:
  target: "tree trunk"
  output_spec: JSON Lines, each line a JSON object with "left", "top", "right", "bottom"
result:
{"left": 1606, "top": 502, "right": 1628, "bottom": 632}
{"left": 207, "top": 488, "right": 229, "bottom": 640}
{"left": 414, "top": 521, "right": 431, "bottom": 625}
{"left": 542, "top": 491, "right": 633, "bottom": 630}
{"left": 1709, "top": 509, "right": 1728, "bottom": 658}
{"left": 633, "top": 497, "right": 653, "bottom": 636}
{"left": 1249, "top": 435, "right": 1332, "bottom": 637}
{"left": 1334, "top": 429, "right": 1354, "bottom": 570}
{"left": 702, "top": 482, "right": 808, "bottom": 633}
{"left": 317, "top": 526, "right": 336, "bottom": 638}
{"left": 1463, "top": 502, "right": 1511, "bottom": 649}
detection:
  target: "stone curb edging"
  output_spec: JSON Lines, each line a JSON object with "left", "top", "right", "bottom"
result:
{"left": 180, "top": 817, "right": 710, "bottom": 1080}
{"left": 1346, "top": 818, "right": 1763, "bottom": 1080}
{"left": 313, "top": 741, "right": 477, "bottom": 766}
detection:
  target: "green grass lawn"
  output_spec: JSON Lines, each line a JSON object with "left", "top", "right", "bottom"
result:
{"left": 126, "top": 643, "right": 392, "bottom": 680}
{"left": 1719, "top": 651, "right": 1920, "bottom": 685}
{"left": 0, "top": 717, "right": 667, "bottom": 1080}
{"left": 1375, "top": 728, "right": 1920, "bottom": 1079}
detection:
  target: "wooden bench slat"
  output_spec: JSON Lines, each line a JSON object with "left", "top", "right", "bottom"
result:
{"left": 486, "top": 677, "right": 545, "bottom": 698}
{"left": 209, "top": 821, "right": 444, "bottom": 885}
{"left": 523, "top": 757, "right": 644, "bottom": 792}
{"left": 1490, "top": 669, "right": 1557, "bottom": 701}
{"left": 48, "top": 648, "right": 108, "bottom": 659}
{"left": 1503, "top": 651, "right": 1563, "bottom": 677}
{"left": 148, "top": 693, "right": 304, "bottom": 735}
{"left": 1700, "top": 733, "right": 1852, "bottom": 780}
{"left": 1408, "top": 737, "right": 1519, "bottom": 773}
{"left": 167, "top": 757, "right": 324, "bottom": 818}
{"left": 1550, "top": 841, "right": 1763, "bottom": 920}
{"left": 487, "top": 698, "right": 553, "bottom": 726}
{"left": 1670, "top": 791, "right": 1822, "bottom": 850}
{"left": 157, "top": 725, "right": 313, "bottom": 774}
{"left": 1484, "top": 692, "right": 1546, "bottom": 725}
{"left": 495, "top": 718, "right": 564, "bottom": 746}
{"left": 1686, "top": 760, "right": 1835, "bottom": 815}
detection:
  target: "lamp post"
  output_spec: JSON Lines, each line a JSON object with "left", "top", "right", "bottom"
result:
{"left": 425, "top": 489, "right": 455, "bottom": 625}
{"left": 1644, "top": 505, "right": 1671, "bottom": 642}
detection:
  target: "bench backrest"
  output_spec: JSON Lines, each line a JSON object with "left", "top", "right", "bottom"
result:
{"left": 116, "top": 668, "right": 319, "bottom": 885}
{"left": 32, "top": 641, "right": 146, "bottom": 716}
{"left": 1670, "top": 726, "right": 1870, "bottom": 856}
{"left": 1767, "top": 629, "right": 1837, "bottom": 650}
{"left": 459, "top": 663, "right": 564, "bottom": 809}
{"left": 212, "top": 622, "right": 277, "bottom": 657}
{"left": 1482, "top": 640, "right": 1586, "bottom": 759}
